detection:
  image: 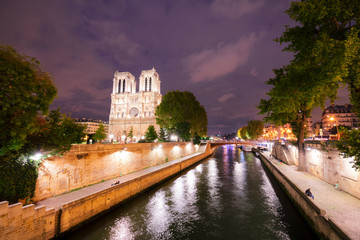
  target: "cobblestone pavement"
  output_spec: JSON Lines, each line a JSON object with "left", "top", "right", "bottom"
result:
{"left": 35, "top": 151, "right": 206, "bottom": 210}
{"left": 262, "top": 152, "right": 360, "bottom": 240}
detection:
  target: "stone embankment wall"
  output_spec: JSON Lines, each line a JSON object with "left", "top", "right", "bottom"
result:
{"left": 0, "top": 202, "right": 55, "bottom": 240}
{"left": 59, "top": 144, "right": 215, "bottom": 235}
{"left": 257, "top": 151, "right": 349, "bottom": 240}
{"left": 34, "top": 142, "right": 199, "bottom": 202}
{"left": 283, "top": 144, "right": 360, "bottom": 199}
{"left": 1, "top": 143, "right": 215, "bottom": 240}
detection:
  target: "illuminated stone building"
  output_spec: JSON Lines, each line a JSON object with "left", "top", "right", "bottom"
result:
{"left": 75, "top": 118, "right": 109, "bottom": 135}
{"left": 321, "top": 104, "right": 360, "bottom": 132}
{"left": 108, "top": 68, "right": 162, "bottom": 142}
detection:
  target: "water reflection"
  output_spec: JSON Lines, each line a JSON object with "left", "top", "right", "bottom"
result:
{"left": 145, "top": 190, "right": 171, "bottom": 238}
{"left": 67, "top": 146, "right": 317, "bottom": 240}
{"left": 108, "top": 216, "right": 136, "bottom": 240}
{"left": 206, "top": 158, "right": 221, "bottom": 215}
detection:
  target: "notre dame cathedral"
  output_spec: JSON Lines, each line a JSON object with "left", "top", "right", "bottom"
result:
{"left": 108, "top": 68, "right": 162, "bottom": 142}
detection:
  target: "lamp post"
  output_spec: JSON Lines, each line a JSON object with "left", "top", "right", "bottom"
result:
{"left": 329, "top": 116, "right": 339, "bottom": 140}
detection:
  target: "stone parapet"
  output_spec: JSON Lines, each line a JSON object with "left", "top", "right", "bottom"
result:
{"left": 0, "top": 201, "right": 55, "bottom": 240}
{"left": 34, "top": 142, "right": 199, "bottom": 202}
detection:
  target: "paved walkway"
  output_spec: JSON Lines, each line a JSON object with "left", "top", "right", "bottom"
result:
{"left": 36, "top": 147, "right": 360, "bottom": 239}
{"left": 262, "top": 152, "right": 360, "bottom": 240}
{"left": 36, "top": 149, "right": 207, "bottom": 211}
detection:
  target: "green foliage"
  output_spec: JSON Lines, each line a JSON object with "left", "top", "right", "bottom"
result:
{"left": 240, "top": 127, "right": 249, "bottom": 140}
{"left": 127, "top": 127, "right": 134, "bottom": 142}
{"left": 0, "top": 45, "right": 85, "bottom": 203}
{"left": 158, "top": 128, "right": 167, "bottom": 142}
{"left": 336, "top": 127, "right": 360, "bottom": 170}
{"left": 93, "top": 123, "right": 107, "bottom": 142}
{"left": 0, "top": 157, "right": 40, "bottom": 203}
{"left": 145, "top": 125, "right": 158, "bottom": 143}
{"left": 246, "top": 120, "right": 264, "bottom": 140}
{"left": 23, "top": 108, "right": 86, "bottom": 155}
{"left": 193, "top": 133, "right": 201, "bottom": 144}
{"left": 278, "top": 0, "right": 360, "bottom": 114}
{"left": 0, "top": 44, "right": 57, "bottom": 157}
{"left": 155, "top": 91, "right": 208, "bottom": 139}
{"left": 256, "top": 0, "right": 360, "bottom": 170}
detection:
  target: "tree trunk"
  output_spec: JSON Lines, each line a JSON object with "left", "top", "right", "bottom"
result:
{"left": 297, "top": 117, "right": 306, "bottom": 171}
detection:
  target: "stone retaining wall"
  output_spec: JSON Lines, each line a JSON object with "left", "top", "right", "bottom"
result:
{"left": 0, "top": 202, "right": 55, "bottom": 240}
{"left": 0, "top": 143, "right": 215, "bottom": 240}
{"left": 34, "top": 142, "right": 199, "bottom": 202}
{"left": 284, "top": 144, "right": 360, "bottom": 199}
{"left": 257, "top": 151, "right": 350, "bottom": 240}
{"left": 58, "top": 145, "right": 214, "bottom": 235}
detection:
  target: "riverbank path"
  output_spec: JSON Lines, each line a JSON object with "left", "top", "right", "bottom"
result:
{"left": 262, "top": 151, "right": 360, "bottom": 240}
{"left": 35, "top": 145, "right": 208, "bottom": 210}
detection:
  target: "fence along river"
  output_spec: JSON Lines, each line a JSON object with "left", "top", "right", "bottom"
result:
{"left": 67, "top": 145, "right": 318, "bottom": 239}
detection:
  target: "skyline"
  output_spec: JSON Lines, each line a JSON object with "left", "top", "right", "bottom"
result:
{"left": 0, "top": 0, "right": 350, "bottom": 134}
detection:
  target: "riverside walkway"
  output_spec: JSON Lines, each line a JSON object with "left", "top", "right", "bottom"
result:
{"left": 35, "top": 145, "right": 360, "bottom": 239}
{"left": 36, "top": 145, "right": 208, "bottom": 211}
{"left": 261, "top": 151, "right": 360, "bottom": 240}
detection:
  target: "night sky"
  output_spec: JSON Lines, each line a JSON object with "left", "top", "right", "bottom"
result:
{"left": 0, "top": 0, "right": 350, "bottom": 135}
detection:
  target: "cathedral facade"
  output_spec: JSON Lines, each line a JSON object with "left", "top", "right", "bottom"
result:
{"left": 108, "top": 68, "right": 162, "bottom": 142}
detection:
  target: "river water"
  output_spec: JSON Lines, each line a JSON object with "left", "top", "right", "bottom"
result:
{"left": 67, "top": 145, "right": 318, "bottom": 240}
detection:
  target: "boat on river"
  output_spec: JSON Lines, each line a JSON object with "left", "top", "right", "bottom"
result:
{"left": 239, "top": 145, "right": 253, "bottom": 152}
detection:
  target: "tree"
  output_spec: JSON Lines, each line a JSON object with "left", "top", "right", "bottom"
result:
{"left": 145, "top": 125, "right": 158, "bottom": 143}
{"left": 336, "top": 127, "right": 360, "bottom": 170}
{"left": 257, "top": 0, "right": 360, "bottom": 171}
{"left": 158, "top": 128, "right": 167, "bottom": 142}
{"left": 278, "top": 0, "right": 360, "bottom": 114}
{"left": 0, "top": 45, "right": 86, "bottom": 203}
{"left": 247, "top": 120, "right": 264, "bottom": 140}
{"left": 127, "top": 127, "right": 134, "bottom": 142}
{"left": 93, "top": 123, "right": 107, "bottom": 143}
{"left": 0, "top": 109, "right": 86, "bottom": 203}
{"left": 240, "top": 127, "right": 249, "bottom": 140}
{"left": 155, "top": 91, "right": 207, "bottom": 140}
{"left": 0, "top": 45, "right": 57, "bottom": 158}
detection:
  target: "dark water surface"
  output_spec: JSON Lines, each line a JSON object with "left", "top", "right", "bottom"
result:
{"left": 67, "top": 145, "right": 318, "bottom": 240}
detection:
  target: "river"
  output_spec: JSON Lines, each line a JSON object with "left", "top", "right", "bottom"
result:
{"left": 67, "top": 145, "right": 318, "bottom": 240}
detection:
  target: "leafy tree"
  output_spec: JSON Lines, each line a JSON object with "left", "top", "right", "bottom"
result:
{"left": 93, "top": 123, "right": 107, "bottom": 143}
{"left": 0, "top": 45, "right": 57, "bottom": 158}
{"left": 336, "top": 127, "right": 360, "bottom": 170}
{"left": 247, "top": 120, "right": 264, "bottom": 140}
{"left": 24, "top": 109, "right": 86, "bottom": 155}
{"left": 0, "top": 45, "right": 86, "bottom": 203}
{"left": 240, "top": 127, "right": 249, "bottom": 140}
{"left": 1, "top": 109, "right": 86, "bottom": 203}
{"left": 145, "top": 125, "right": 158, "bottom": 143}
{"left": 155, "top": 91, "right": 207, "bottom": 139}
{"left": 127, "top": 127, "right": 134, "bottom": 142}
{"left": 158, "top": 128, "right": 167, "bottom": 142}
{"left": 193, "top": 133, "right": 201, "bottom": 144}
{"left": 257, "top": 0, "right": 360, "bottom": 170}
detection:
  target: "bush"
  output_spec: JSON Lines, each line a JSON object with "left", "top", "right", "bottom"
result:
{"left": 0, "top": 158, "right": 40, "bottom": 204}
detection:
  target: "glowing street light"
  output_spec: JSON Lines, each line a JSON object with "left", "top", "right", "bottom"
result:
{"left": 170, "top": 134, "right": 178, "bottom": 142}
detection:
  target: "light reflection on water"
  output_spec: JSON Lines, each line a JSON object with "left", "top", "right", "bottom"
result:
{"left": 68, "top": 146, "right": 318, "bottom": 240}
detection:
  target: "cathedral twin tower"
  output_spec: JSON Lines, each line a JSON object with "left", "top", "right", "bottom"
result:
{"left": 109, "top": 68, "right": 162, "bottom": 142}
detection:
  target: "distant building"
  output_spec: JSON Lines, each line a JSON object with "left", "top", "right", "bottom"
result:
{"left": 108, "top": 68, "right": 162, "bottom": 142}
{"left": 262, "top": 123, "right": 295, "bottom": 140}
{"left": 75, "top": 118, "right": 109, "bottom": 135}
{"left": 321, "top": 104, "right": 360, "bottom": 132}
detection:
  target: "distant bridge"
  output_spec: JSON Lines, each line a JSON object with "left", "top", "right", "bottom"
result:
{"left": 209, "top": 141, "right": 258, "bottom": 148}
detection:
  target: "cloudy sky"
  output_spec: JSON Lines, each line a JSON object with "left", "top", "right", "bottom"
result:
{"left": 0, "top": 0, "right": 350, "bottom": 134}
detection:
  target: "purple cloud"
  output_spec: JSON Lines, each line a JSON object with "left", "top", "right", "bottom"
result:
{"left": 184, "top": 32, "right": 263, "bottom": 83}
